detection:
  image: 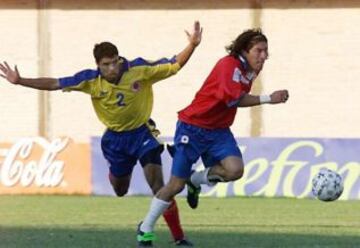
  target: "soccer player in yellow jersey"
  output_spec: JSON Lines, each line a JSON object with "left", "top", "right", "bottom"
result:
{"left": 0, "top": 21, "right": 203, "bottom": 247}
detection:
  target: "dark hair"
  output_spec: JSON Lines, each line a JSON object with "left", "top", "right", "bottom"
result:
{"left": 93, "top": 42, "right": 119, "bottom": 63}
{"left": 225, "top": 29, "right": 267, "bottom": 57}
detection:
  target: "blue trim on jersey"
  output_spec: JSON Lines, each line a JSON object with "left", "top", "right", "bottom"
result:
{"left": 59, "top": 69, "right": 100, "bottom": 88}
{"left": 129, "top": 56, "right": 176, "bottom": 68}
{"left": 119, "top": 56, "right": 129, "bottom": 72}
{"left": 227, "top": 99, "right": 241, "bottom": 108}
{"left": 227, "top": 92, "right": 246, "bottom": 108}
{"left": 239, "top": 55, "right": 249, "bottom": 70}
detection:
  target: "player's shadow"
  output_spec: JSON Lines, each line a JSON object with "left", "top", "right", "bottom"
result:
{"left": 1, "top": 226, "right": 359, "bottom": 248}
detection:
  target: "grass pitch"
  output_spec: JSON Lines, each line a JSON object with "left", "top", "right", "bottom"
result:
{"left": 0, "top": 196, "right": 359, "bottom": 248}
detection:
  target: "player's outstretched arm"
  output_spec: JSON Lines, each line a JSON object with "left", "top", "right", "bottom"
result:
{"left": 175, "top": 20, "right": 203, "bottom": 68}
{"left": 238, "top": 90, "right": 289, "bottom": 107}
{"left": 0, "top": 61, "right": 60, "bottom": 91}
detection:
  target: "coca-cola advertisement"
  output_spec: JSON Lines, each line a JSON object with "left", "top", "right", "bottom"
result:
{"left": 0, "top": 137, "right": 91, "bottom": 194}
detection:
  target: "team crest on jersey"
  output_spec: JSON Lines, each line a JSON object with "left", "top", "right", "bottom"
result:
{"left": 131, "top": 81, "right": 141, "bottom": 92}
{"left": 232, "top": 68, "right": 242, "bottom": 83}
{"left": 233, "top": 68, "right": 250, "bottom": 85}
{"left": 99, "top": 90, "right": 108, "bottom": 97}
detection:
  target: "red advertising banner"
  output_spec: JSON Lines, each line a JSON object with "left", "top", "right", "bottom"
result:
{"left": 0, "top": 137, "right": 91, "bottom": 195}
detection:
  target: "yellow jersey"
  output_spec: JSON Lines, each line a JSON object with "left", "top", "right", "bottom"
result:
{"left": 59, "top": 57, "right": 180, "bottom": 131}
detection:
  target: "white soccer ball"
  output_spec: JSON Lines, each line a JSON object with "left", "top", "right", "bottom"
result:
{"left": 312, "top": 169, "right": 344, "bottom": 202}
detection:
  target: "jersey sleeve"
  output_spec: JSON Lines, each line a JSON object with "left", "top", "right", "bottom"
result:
{"left": 58, "top": 69, "right": 100, "bottom": 94}
{"left": 130, "top": 57, "right": 181, "bottom": 84}
{"left": 214, "top": 58, "right": 248, "bottom": 107}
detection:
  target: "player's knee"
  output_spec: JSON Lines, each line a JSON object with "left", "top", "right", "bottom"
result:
{"left": 233, "top": 166, "right": 244, "bottom": 180}
{"left": 150, "top": 182, "right": 164, "bottom": 195}
{"left": 227, "top": 166, "right": 244, "bottom": 181}
{"left": 113, "top": 187, "right": 128, "bottom": 197}
{"left": 174, "top": 184, "right": 185, "bottom": 194}
{"left": 167, "top": 180, "right": 185, "bottom": 195}
{"left": 157, "top": 181, "right": 185, "bottom": 201}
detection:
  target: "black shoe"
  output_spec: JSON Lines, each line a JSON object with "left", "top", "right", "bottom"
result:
{"left": 175, "top": 238, "right": 194, "bottom": 246}
{"left": 186, "top": 180, "right": 201, "bottom": 209}
{"left": 137, "top": 222, "right": 155, "bottom": 247}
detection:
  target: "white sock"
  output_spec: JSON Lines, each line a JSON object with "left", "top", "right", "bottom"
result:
{"left": 141, "top": 197, "right": 171, "bottom": 233}
{"left": 190, "top": 168, "right": 216, "bottom": 187}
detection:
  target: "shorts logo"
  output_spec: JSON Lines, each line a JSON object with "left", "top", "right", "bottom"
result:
{"left": 180, "top": 135, "right": 189, "bottom": 144}
{"left": 132, "top": 81, "right": 141, "bottom": 92}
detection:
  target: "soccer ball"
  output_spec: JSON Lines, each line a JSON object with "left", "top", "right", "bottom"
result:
{"left": 312, "top": 169, "right": 344, "bottom": 202}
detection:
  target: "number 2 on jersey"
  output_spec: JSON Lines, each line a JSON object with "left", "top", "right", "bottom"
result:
{"left": 116, "top": 92, "right": 126, "bottom": 106}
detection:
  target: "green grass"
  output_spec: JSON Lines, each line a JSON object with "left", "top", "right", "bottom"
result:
{"left": 0, "top": 196, "right": 359, "bottom": 248}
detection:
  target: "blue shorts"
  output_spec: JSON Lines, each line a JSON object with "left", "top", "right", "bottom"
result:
{"left": 101, "top": 124, "right": 163, "bottom": 177}
{"left": 171, "top": 121, "right": 242, "bottom": 178}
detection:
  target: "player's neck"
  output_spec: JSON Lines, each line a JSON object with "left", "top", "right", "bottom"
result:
{"left": 108, "top": 63, "right": 125, "bottom": 84}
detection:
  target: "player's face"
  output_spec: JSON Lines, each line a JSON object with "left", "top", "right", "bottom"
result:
{"left": 243, "top": 41, "right": 268, "bottom": 73}
{"left": 97, "top": 55, "right": 122, "bottom": 83}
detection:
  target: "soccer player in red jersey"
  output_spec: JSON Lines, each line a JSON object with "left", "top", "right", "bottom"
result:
{"left": 137, "top": 29, "right": 289, "bottom": 247}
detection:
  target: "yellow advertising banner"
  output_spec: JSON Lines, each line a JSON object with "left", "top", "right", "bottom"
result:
{"left": 0, "top": 137, "right": 91, "bottom": 195}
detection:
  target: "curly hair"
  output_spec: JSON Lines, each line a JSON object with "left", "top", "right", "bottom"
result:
{"left": 225, "top": 29, "right": 267, "bottom": 57}
{"left": 93, "top": 42, "right": 119, "bottom": 63}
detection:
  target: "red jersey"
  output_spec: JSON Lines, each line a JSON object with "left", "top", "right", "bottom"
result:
{"left": 178, "top": 55, "right": 256, "bottom": 129}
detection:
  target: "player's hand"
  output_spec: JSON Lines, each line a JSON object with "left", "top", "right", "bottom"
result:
{"left": 270, "top": 90, "right": 289, "bottom": 104}
{"left": 185, "top": 21, "right": 203, "bottom": 47}
{"left": 0, "top": 62, "right": 20, "bottom": 84}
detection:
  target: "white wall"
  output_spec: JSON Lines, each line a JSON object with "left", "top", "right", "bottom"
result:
{"left": 0, "top": 1, "right": 359, "bottom": 142}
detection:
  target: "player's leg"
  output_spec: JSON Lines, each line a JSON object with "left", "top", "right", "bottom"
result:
{"left": 142, "top": 164, "right": 192, "bottom": 246}
{"left": 140, "top": 146, "right": 165, "bottom": 194}
{"left": 138, "top": 176, "right": 190, "bottom": 247}
{"left": 184, "top": 153, "right": 220, "bottom": 209}
{"left": 167, "top": 143, "right": 206, "bottom": 209}
{"left": 186, "top": 128, "right": 243, "bottom": 208}
{"left": 139, "top": 134, "right": 192, "bottom": 246}
{"left": 137, "top": 121, "right": 201, "bottom": 247}
{"left": 207, "top": 156, "right": 244, "bottom": 182}
{"left": 108, "top": 172, "right": 132, "bottom": 197}
{"left": 101, "top": 129, "right": 137, "bottom": 197}
{"left": 166, "top": 124, "right": 219, "bottom": 209}
{"left": 190, "top": 155, "right": 244, "bottom": 186}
